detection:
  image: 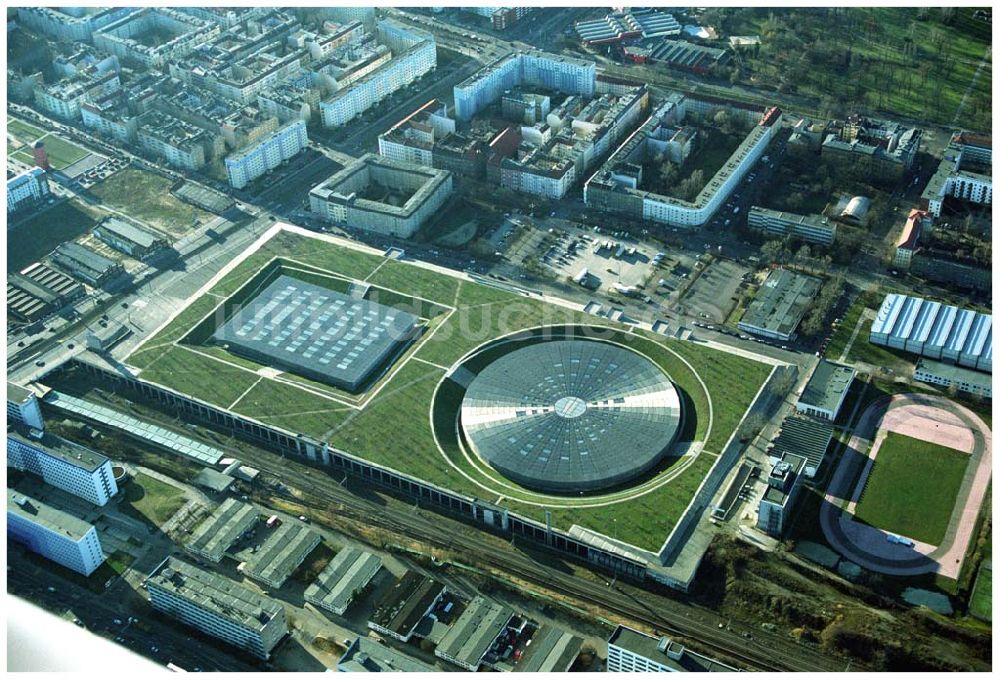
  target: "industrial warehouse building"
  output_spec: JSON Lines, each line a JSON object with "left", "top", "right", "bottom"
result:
{"left": 435, "top": 596, "right": 515, "bottom": 671}
{"left": 304, "top": 547, "right": 383, "bottom": 615}
{"left": 212, "top": 275, "right": 419, "bottom": 392}
{"left": 796, "top": 360, "right": 856, "bottom": 421}
{"left": 767, "top": 414, "right": 834, "bottom": 479}
{"left": 8, "top": 264, "right": 85, "bottom": 323}
{"left": 50, "top": 241, "right": 125, "bottom": 287}
{"left": 337, "top": 637, "right": 437, "bottom": 672}
{"left": 869, "top": 294, "right": 992, "bottom": 373}
{"left": 243, "top": 522, "right": 321, "bottom": 589}
{"left": 460, "top": 339, "right": 682, "bottom": 493}
{"left": 185, "top": 498, "right": 258, "bottom": 563}
{"left": 738, "top": 268, "right": 822, "bottom": 341}
{"left": 368, "top": 570, "right": 445, "bottom": 642}
{"left": 7, "top": 428, "right": 119, "bottom": 506}
{"left": 607, "top": 625, "right": 738, "bottom": 672}
{"left": 145, "top": 557, "right": 288, "bottom": 659}
{"left": 309, "top": 154, "right": 453, "bottom": 238}
{"left": 93, "top": 216, "right": 169, "bottom": 260}
{"left": 8, "top": 489, "right": 106, "bottom": 576}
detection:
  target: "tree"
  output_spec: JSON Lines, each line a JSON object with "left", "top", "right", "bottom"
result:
{"left": 760, "top": 239, "right": 786, "bottom": 264}
{"left": 795, "top": 244, "right": 812, "bottom": 262}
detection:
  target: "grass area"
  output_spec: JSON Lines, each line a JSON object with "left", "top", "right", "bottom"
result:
{"left": 106, "top": 550, "right": 136, "bottom": 575}
{"left": 121, "top": 472, "right": 188, "bottom": 527}
{"left": 121, "top": 229, "right": 772, "bottom": 551}
{"left": 968, "top": 562, "right": 992, "bottom": 622}
{"left": 845, "top": 319, "right": 914, "bottom": 368}
{"left": 7, "top": 117, "right": 45, "bottom": 144}
{"left": 7, "top": 199, "right": 106, "bottom": 272}
{"left": 89, "top": 168, "right": 212, "bottom": 237}
{"left": 824, "top": 295, "right": 869, "bottom": 361}
{"left": 854, "top": 432, "right": 968, "bottom": 545}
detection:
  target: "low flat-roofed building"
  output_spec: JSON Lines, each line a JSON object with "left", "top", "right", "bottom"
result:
{"left": 513, "top": 624, "right": 583, "bottom": 673}
{"left": 50, "top": 241, "right": 125, "bottom": 287}
{"left": 191, "top": 467, "right": 235, "bottom": 494}
{"left": 738, "top": 268, "right": 822, "bottom": 341}
{"left": 747, "top": 205, "right": 836, "bottom": 246}
{"left": 914, "top": 359, "right": 991, "bottom": 398}
{"left": 607, "top": 624, "right": 738, "bottom": 672}
{"left": 304, "top": 546, "right": 383, "bottom": 615}
{"left": 185, "top": 498, "right": 258, "bottom": 563}
{"left": 796, "top": 360, "right": 855, "bottom": 421}
{"left": 336, "top": 636, "right": 437, "bottom": 672}
{"left": 93, "top": 216, "right": 169, "bottom": 260}
{"left": 368, "top": 570, "right": 445, "bottom": 642}
{"left": 244, "top": 522, "right": 321, "bottom": 589}
{"left": 435, "top": 596, "right": 515, "bottom": 671}
{"left": 145, "top": 557, "right": 287, "bottom": 659}
{"left": 757, "top": 452, "right": 807, "bottom": 537}
{"left": 8, "top": 428, "right": 119, "bottom": 506}
{"left": 20, "top": 262, "right": 85, "bottom": 302}
{"left": 8, "top": 489, "right": 105, "bottom": 576}
{"left": 7, "top": 382, "right": 44, "bottom": 430}
{"left": 767, "top": 414, "right": 834, "bottom": 479}
{"left": 309, "top": 153, "right": 453, "bottom": 239}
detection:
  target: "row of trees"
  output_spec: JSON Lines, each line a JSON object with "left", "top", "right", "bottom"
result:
{"left": 800, "top": 274, "right": 845, "bottom": 337}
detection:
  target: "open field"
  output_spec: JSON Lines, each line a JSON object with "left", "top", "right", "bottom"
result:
{"left": 89, "top": 168, "right": 212, "bottom": 237}
{"left": 8, "top": 200, "right": 107, "bottom": 272}
{"left": 121, "top": 472, "right": 188, "bottom": 527}
{"left": 854, "top": 432, "right": 968, "bottom": 545}
{"left": 7, "top": 117, "right": 45, "bottom": 145}
{"left": 120, "top": 229, "right": 771, "bottom": 551}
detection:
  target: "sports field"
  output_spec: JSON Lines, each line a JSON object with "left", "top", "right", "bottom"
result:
{"left": 7, "top": 118, "right": 92, "bottom": 170}
{"left": 124, "top": 227, "right": 773, "bottom": 551}
{"left": 854, "top": 432, "right": 969, "bottom": 545}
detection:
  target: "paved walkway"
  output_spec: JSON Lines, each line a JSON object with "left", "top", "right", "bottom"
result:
{"left": 820, "top": 393, "right": 992, "bottom": 577}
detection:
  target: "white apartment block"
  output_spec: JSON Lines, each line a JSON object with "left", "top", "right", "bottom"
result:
{"left": 145, "top": 558, "right": 288, "bottom": 659}
{"left": 81, "top": 100, "right": 138, "bottom": 143}
{"left": 8, "top": 490, "right": 106, "bottom": 576}
{"left": 7, "top": 168, "right": 51, "bottom": 215}
{"left": 320, "top": 34, "right": 436, "bottom": 128}
{"left": 8, "top": 430, "right": 119, "bottom": 506}
{"left": 747, "top": 206, "right": 837, "bottom": 246}
{"left": 454, "top": 50, "right": 596, "bottom": 121}
{"left": 226, "top": 119, "right": 308, "bottom": 189}
{"left": 378, "top": 99, "right": 455, "bottom": 166}
{"left": 16, "top": 7, "right": 133, "bottom": 42}
{"left": 93, "top": 8, "right": 220, "bottom": 68}
{"left": 922, "top": 139, "right": 992, "bottom": 217}
{"left": 34, "top": 70, "right": 120, "bottom": 121}
{"left": 7, "top": 382, "right": 44, "bottom": 430}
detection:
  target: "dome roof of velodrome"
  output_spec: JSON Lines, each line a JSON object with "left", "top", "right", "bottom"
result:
{"left": 459, "top": 339, "right": 682, "bottom": 493}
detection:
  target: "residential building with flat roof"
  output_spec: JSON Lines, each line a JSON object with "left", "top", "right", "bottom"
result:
{"left": 435, "top": 596, "right": 515, "bottom": 671}
{"left": 607, "top": 625, "right": 738, "bottom": 672}
{"left": 7, "top": 168, "right": 51, "bottom": 215}
{"left": 7, "top": 382, "right": 44, "bottom": 431}
{"left": 796, "top": 360, "right": 855, "bottom": 421}
{"left": 93, "top": 216, "right": 169, "bottom": 260}
{"left": 8, "top": 490, "right": 105, "bottom": 576}
{"left": 747, "top": 206, "right": 836, "bottom": 246}
{"left": 737, "top": 268, "right": 822, "bottom": 341}
{"left": 16, "top": 7, "right": 134, "bottom": 42}
{"left": 145, "top": 557, "right": 288, "bottom": 659}
{"left": 913, "top": 359, "right": 991, "bottom": 398}
{"left": 454, "top": 50, "right": 596, "bottom": 121}
{"left": 309, "top": 153, "right": 453, "bottom": 238}
{"left": 336, "top": 636, "right": 437, "bottom": 672}
{"left": 757, "top": 452, "right": 807, "bottom": 537}
{"left": 185, "top": 498, "right": 258, "bottom": 563}
{"left": 585, "top": 100, "right": 781, "bottom": 228}
{"left": 8, "top": 429, "right": 118, "bottom": 506}
{"left": 304, "top": 547, "right": 383, "bottom": 615}
{"left": 870, "top": 294, "right": 991, "bottom": 373}
{"left": 368, "top": 570, "right": 445, "bottom": 642}
{"left": 244, "top": 523, "right": 321, "bottom": 589}
{"left": 226, "top": 118, "right": 308, "bottom": 189}
{"left": 136, "top": 110, "right": 210, "bottom": 170}
{"left": 93, "top": 8, "right": 220, "bottom": 68}
{"left": 920, "top": 140, "right": 991, "bottom": 217}
{"left": 894, "top": 208, "right": 930, "bottom": 269}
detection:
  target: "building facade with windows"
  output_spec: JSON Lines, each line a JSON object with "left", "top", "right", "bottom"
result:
{"left": 225, "top": 119, "right": 308, "bottom": 189}
{"left": 757, "top": 453, "right": 806, "bottom": 537}
{"left": 747, "top": 206, "right": 836, "bottom": 246}
{"left": 145, "top": 557, "right": 288, "bottom": 659}
{"left": 7, "top": 168, "right": 51, "bottom": 215}
{"left": 8, "top": 490, "right": 106, "bottom": 576}
{"left": 7, "top": 382, "right": 45, "bottom": 430}
{"left": 913, "top": 359, "right": 991, "bottom": 398}
{"left": 7, "top": 429, "right": 119, "bottom": 506}
{"left": 607, "top": 625, "right": 738, "bottom": 672}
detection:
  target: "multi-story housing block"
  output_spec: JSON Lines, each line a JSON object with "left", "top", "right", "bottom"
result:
{"left": 7, "top": 168, "right": 51, "bottom": 215}
{"left": 226, "top": 119, "right": 308, "bottom": 189}
{"left": 34, "top": 68, "right": 121, "bottom": 121}
{"left": 8, "top": 429, "right": 119, "bottom": 506}
{"left": 145, "top": 557, "right": 288, "bottom": 659}
{"left": 16, "top": 7, "right": 133, "bottom": 42}
{"left": 136, "top": 110, "right": 210, "bottom": 170}
{"left": 7, "top": 382, "right": 45, "bottom": 431}
{"left": 747, "top": 206, "right": 837, "bottom": 246}
{"left": 8, "top": 490, "right": 106, "bottom": 576}
{"left": 94, "top": 8, "right": 220, "bottom": 68}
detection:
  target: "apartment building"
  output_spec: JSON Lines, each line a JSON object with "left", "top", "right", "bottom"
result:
{"left": 93, "top": 8, "right": 220, "bottom": 68}
{"left": 16, "top": 7, "right": 133, "bottom": 42}
{"left": 747, "top": 206, "right": 837, "bottom": 246}
{"left": 8, "top": 429, "right": 119, "bottom": 506}
{"left": 8, "top": 490, "right": 106, "bottom": 576}
{"left": 7, "top": 382, "right": 45, "bottom": 430}
{"left": 7, "top": 168, "right": 51, "bottom": 215}
{"left": 136, "top": 111, "right": 210, "bottom": 170}
{"left": 225, "top": 119, "right": 308, "bottom": 189}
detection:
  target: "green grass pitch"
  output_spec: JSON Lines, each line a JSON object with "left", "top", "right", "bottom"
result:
{"left": 124, "top": 228, "right": 773, "bottom": 551}
{"left": 854, "top": 432, "right": 969, "bottom": 546}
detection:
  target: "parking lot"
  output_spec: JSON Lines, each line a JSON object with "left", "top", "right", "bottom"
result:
{"left": 681, "top": 258, "right": 750, "bottom": 324}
